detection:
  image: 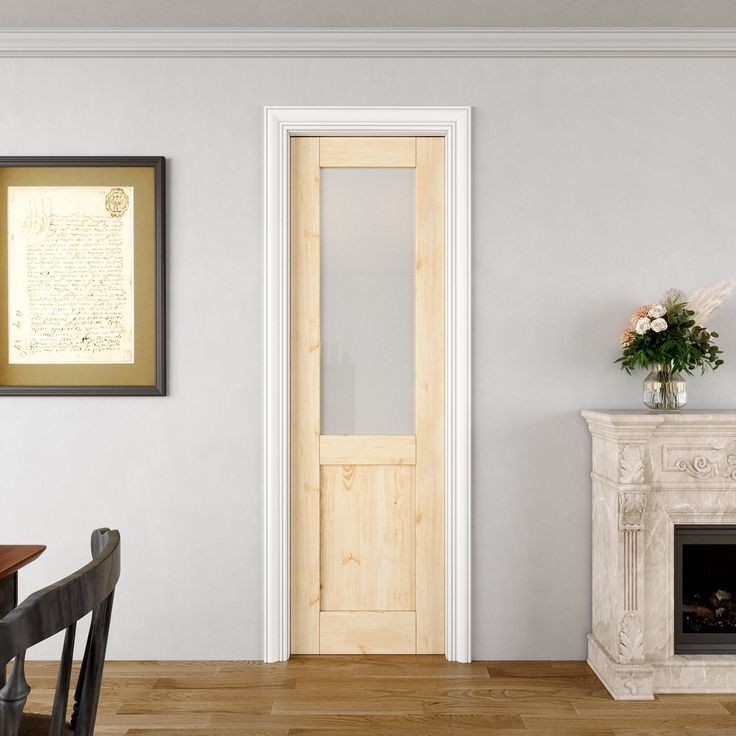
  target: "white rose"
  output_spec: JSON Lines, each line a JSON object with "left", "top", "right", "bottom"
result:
{"left": 635, "top": 317, "right": 651, "bottom": 335}
{"left": 650, "top": 317, "right": 668, "bottom": 332}
{"left": 648, "top": 304, "right": 666, "bottom": 318}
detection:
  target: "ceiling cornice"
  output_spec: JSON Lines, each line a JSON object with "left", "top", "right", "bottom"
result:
{"left": 1, "top": 27, "right": 736, "bottom": 58}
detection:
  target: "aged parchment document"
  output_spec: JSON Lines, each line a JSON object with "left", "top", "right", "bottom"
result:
{"left": 8, "top": 186, "right": 134, "bottom": 364}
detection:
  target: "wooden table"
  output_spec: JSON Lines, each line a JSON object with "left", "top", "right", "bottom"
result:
{"left": 0, "top": 545, "right": 46, "bottom": 617}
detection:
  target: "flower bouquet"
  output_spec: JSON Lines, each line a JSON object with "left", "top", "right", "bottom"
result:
{"left": 617, "top": 281, "right": 735, "bottom": 410}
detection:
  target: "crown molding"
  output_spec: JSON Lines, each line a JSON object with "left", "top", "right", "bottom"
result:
{"left": 1, "top": 27, "right": 736, "bottom": 58}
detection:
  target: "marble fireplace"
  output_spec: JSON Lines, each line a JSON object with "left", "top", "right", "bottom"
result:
{"left": 584, "top": 410, "right": 736, "bottom": 700}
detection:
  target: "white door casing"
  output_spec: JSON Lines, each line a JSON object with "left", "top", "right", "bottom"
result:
{"left": 264, "top": 107, "right": 471, "bottom": 663}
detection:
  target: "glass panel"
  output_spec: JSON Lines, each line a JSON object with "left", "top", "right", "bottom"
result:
{"left": 321, "top": 167, "right": 415, "bottom": 435}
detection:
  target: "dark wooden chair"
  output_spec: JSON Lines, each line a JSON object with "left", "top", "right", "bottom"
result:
{"left": 0, "top": 529, "right": 120, "bottom": 736}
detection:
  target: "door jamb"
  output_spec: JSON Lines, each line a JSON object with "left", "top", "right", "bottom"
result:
{"left": 264, "top": 107, "right": 471, "bottom": 662}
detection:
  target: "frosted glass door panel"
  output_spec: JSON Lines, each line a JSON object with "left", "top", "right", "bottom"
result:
{"left": 321, "top": 168, "right": 415, "bottom": 435}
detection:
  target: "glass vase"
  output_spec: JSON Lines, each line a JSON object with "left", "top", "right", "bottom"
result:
{"left": 643, "top": 363, "right": 687, "bottom": 411}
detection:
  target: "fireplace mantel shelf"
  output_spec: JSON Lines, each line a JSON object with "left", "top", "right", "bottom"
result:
{"left": 583, "top": 409, "right": 736, "bottom": 700}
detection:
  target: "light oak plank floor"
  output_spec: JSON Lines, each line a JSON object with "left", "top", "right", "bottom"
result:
{"left": 23, "top": 658, "right": 736, "bottom": 735}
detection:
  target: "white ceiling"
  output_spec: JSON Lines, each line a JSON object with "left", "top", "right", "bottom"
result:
{"left": 1, "top": 0, "right": 735, "bottom": 28}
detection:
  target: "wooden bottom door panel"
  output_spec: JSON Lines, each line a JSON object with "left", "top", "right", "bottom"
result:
{"left": 320, "top": 464, "right": 416, "bottom": 613}
{"left": 319, "top": 611, "right": 416, "bottom": 654}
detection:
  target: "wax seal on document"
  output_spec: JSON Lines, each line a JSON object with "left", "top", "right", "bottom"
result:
{"left": 105, "top": 187, "right": 130, "bottom": 218}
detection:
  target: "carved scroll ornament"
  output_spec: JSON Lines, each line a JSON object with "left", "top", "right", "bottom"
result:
{"left": 675, "top": 441, "right": 736, "bottom": 482}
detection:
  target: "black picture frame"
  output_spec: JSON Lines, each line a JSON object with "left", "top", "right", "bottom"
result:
{"left": 0, "top": 156, "right": 166, "bottom": 396}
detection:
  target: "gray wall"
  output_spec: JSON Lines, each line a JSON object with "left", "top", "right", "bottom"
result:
{"left": 2, "top": 0, "right": 736, "bottom": 28}
{"left": 2, "top": 56, "right": 736, "bottom": 660}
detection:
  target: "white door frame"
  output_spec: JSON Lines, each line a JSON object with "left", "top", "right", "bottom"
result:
{"left": 264, "top": 107, "right": 471, "bottom": 663}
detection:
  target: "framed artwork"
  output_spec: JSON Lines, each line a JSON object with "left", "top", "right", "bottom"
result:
{"left": 0, "top": 157, "right": 166, "bottom": 395}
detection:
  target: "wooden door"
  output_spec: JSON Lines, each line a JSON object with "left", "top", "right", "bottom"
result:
{"left": 290, "top": 136, "right": 444, "bottom": 655}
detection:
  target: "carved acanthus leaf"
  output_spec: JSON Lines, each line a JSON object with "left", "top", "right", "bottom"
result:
{"left": 620, "top": 444, "right": 645, "bottom": 485}
{"left": 619, "top": 492, "right": 645, "bottom": 532}
{"left": 619, "top": 612, "right": 644, "bottom": 663}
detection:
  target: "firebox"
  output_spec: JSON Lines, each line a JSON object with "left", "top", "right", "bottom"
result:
{"left": 675, "top": 525, "right": 736, "bottom": 654}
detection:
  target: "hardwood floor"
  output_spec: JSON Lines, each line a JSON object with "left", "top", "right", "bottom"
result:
{"left": 23, "top": 657, "right": 736, "bottom": 735}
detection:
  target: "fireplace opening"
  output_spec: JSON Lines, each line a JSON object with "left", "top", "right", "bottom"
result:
{"left": 675, "top": 525, "right": 736, "bottom": 654}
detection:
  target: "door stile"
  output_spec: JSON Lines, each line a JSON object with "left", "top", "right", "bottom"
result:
{"left": 415, "top": 137, "right": 445, "bottom": 654}
{"left": 290, "top": 137, "right": 321, "bottom": 654}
